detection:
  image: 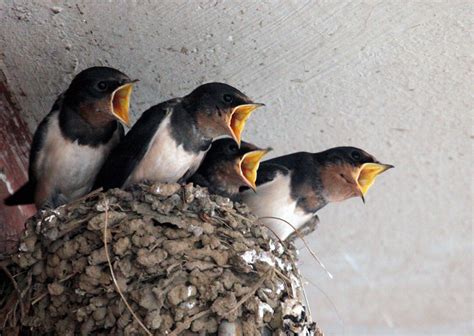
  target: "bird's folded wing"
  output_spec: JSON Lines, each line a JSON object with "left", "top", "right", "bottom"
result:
{"left": 255, "top": 162, "right": 290, "bottom": 186}
{"left": 93, "top": 100, "right": 175, "bottom": 190}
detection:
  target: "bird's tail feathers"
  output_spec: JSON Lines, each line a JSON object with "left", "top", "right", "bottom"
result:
{"left": 4, "top": 182, "right": 35, "bottom": 205}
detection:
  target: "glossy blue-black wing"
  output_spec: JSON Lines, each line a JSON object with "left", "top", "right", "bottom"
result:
{"left": 93, "top": 101, "right": 174, "bottom": 190}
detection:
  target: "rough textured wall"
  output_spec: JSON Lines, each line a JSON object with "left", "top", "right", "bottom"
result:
{"left": 1, "top": 1, "right": 472, "bottom": 334}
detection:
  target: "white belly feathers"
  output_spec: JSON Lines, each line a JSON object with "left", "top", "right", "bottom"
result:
{"left": 127, "top": 113, "right": 206, "bottom": 186}
{"left": 34, "top": 111, "right": 120, "bottom": 205}
{"left": 241, "top": 172, "right": 313, "bottom": 240}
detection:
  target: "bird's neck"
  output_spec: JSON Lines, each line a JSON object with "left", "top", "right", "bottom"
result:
{"left": 196, "top": 161, "right": 242, "bottom": 201}
{"left": 318, "top": 162, "right": 359, "bottom": 203}
{"left": 59, "top": 104, "right": 118, "bottom": 146}
{"left": 170, "top": 107, "right": 212, "bottom": 153}
{"left": 289, "top": 155, "right": 328, "bottom": 213}
{"left": 215, "top": 169, "right": 242, "bottom": 199}
{"left": 292, "top": 179, "right": 328, "bottom": 214}
{"left": 209, "top": 177, "right": 241, "bottom": 202}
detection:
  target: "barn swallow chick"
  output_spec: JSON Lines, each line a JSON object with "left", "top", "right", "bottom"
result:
{"left": 4, "top": 66, "right": 135, "bottom": 209}
{"left": 94, "top": 83, "right": 264, "bottom": 190}
{"left": 241, "top": 147, "right": 393, "bottom": 240}
{"left": 189, "top": 138, "right": 271, "bottom": 201}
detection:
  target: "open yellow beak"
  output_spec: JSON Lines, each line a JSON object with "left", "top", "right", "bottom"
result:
{"left": 356, "top": 162, "right": 394, "bottom": 198}
{"left": 239, "top": 148, "right": 270, "bottom": 191}
{"left": 228, "top": 103, "right": 264, "bottom": 145}
{"left": 111, "top": 81, "right": 136, "bottom": 126}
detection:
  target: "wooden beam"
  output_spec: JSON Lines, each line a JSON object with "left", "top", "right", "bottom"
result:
{"left": 0, "top": 70, "right": 36, "bottom": 254}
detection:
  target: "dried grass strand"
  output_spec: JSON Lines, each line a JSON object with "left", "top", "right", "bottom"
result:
{"left": 0, "top": 263, "right": 24, "bottom": 322}
{"left": 102, "top": 197, "right": 152, "bottom": 336}
{"left": 226, "top": 269, "right": 272, "bottom": 315}
{"left": 258, "top": 216, "right": 333, "bottom": 279}
{"left": 66, "top": 187, "right": 103, "bottom": 209}
{"left": 168, "top": 310, "right": 210, "bottom": 336}
{"left": 303, "top": 275, "right": 345, "bottom": 334}
{"left": 31, "top": 273, "right": 75, "bottom": 305}
{"left": 263, "top": 224, "right": 312, "bottom": 317}
{"left": 287, "top": 251, "right": 313, "bottom": 320}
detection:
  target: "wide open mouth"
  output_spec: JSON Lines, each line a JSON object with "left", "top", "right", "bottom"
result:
{"left": 228, "top": 103, "right": 264, "bottom": 145}
{"left": 238, "top": 149, "right": 270, "bottom": 190}
{"left": 356, "top": 162, "right": 394, "bottom": 196}
{"left": 110, "top": 82, "right": 135, "bottom": 126}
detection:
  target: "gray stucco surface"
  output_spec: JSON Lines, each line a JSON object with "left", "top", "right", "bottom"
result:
{"left": 1, "top": 1, "right": 472, "bottom": 334}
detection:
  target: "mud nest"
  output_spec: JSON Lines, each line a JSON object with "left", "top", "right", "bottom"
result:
{"left": 0, "top": 183, "right": 323, "bottom": 336}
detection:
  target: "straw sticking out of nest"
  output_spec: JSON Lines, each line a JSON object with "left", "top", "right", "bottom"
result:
{"left": 0, "top": 183, "right": 323, "bottom": 336}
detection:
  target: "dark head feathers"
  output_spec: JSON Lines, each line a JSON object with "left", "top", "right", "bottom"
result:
{"left": 65, "top": 66, "right": 131, "bottom": 101}
{"left": 315, "top": 146, "right": 378, "bottom": 167}
{"left": 183, "top": 82, "right": 254, "bottom": 114}
{"left": 204, "top": 138, "right": 260, "bottom": 163}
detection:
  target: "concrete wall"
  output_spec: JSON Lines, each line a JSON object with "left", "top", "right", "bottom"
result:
{"left": 1, "top": 1, "right": 472, "bottom": 334}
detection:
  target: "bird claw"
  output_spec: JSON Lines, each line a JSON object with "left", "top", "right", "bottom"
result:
{"left": 286, "top": 215, "right": 320, "bottom": 242}
{"left": 41, "top": 193, "right": 68, "bottom": 209}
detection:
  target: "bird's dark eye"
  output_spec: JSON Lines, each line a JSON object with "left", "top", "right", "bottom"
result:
{"left": 97, "top": 81, "right": 108, "bottom": 91}
{"left": 223, "top": 94, "right": 234, "bottom": 104}
{"left": 351, "top": 151, "right": 361, "bottom": 160}
{"left": 228, "top": 143, "right": 238, "bottom": 153}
